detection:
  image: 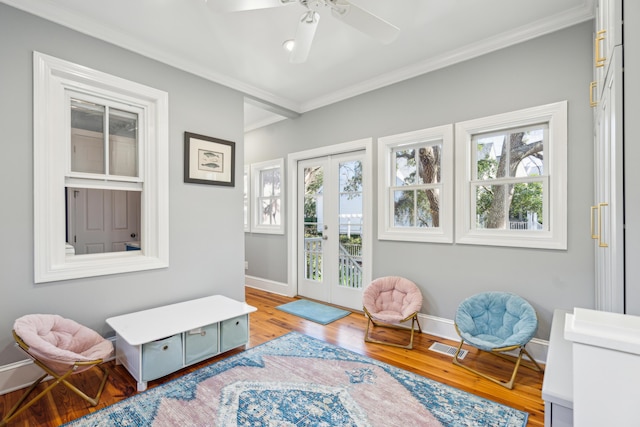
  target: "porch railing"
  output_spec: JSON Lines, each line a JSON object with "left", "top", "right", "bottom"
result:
{"left": 304, "top": 237, "right": 362, "bottom": 289}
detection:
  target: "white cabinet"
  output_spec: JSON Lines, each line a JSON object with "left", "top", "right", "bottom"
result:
{"left": 594, "top": 0, "right": 621, "bottom": 99}
{"left": 593, "top": 48, "right": 624, "bottom": 313}
{"left": 565, "top": 308, "right": 640, "bottom": 426}
{"left": 623, "top": 1, "right": 640, "bottom": 315}
{"left": 106, "top": 295, "right": 257, "bottom": 391}
{"left": 542, "top": 310, "right": 573, "bottom": 427}
{"left": 592, "top": 0, "right": 624, "bottom": 314}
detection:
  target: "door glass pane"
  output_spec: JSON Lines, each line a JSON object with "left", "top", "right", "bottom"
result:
{"left": 338, "top": 160, "right": 363, "bottom": 289}
{"left": 70, "top": 98, "right": 105, "bottom": 174}
{"left": 304, "top": 166, "right": 323, "bottom": 282}
{"left": 109, "top": 108, "right": 138, "bottom": 177}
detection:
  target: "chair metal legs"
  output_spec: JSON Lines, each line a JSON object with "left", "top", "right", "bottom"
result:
{"left": 452, "top": 340, "right": 544, "bottom": 389}
{"left": 363, "top": 308, "right": 422, "bottom": 349}
{"left": 0, "top": 359, "right": 109, "bottom": 426}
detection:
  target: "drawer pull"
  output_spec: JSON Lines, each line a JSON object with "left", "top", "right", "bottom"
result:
{"left": 162, "top": 345, "right": 169, "bottom": 351}
{"left": 236, "top": 321, "right": 240, "bottom": 325}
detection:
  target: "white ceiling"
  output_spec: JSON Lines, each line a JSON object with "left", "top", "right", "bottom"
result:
{"left": 3, "top": 0, "right": 593, "bottom": 131}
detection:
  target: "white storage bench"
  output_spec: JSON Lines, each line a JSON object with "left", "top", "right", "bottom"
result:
{"left": 541, "top": 309, "right": 573, "bottom": 427}
{"left": 106, "top": 295, "right": 257, "bottom": 391}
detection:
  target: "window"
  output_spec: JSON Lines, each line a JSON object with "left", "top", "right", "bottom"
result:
{"left": 378, "top": 125, "right": 454, "bottom": 243}
{"left": 34, "top": 52, "right": 169, "bottom": 283}
{"left": 250, "top": 158, "right": 285, "bottom": 234}
{"left": 455, "top": 101, "right": 567, "bottom": 249}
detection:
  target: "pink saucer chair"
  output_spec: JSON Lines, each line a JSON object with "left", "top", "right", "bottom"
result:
{"left": 362, "top": 276, "right": 423, "bottom": 349}
{"left": 1, "top": 314, "right": 113, "bottom": 426}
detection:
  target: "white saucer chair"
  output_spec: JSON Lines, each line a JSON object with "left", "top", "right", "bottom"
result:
{"left": 1, "top": 314, "right": 113, "bottom": 426}
{"left": 362, "top": 276, "right": 423, "bottom": 349}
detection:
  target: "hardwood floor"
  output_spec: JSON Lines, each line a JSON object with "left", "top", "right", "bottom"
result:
{"left": 0, "top": 287, "right": 545, "bottom": 426}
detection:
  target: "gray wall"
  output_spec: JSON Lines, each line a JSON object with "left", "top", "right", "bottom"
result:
{"left": 0, "top": 5, "right": 246, "bottom": 364}
{"left": 245, "top": 21, "right": 596, "bottom": 339}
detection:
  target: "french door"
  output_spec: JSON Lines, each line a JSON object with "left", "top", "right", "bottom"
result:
{"left": 297, "top": 151, "right": 366, "bottom": 310}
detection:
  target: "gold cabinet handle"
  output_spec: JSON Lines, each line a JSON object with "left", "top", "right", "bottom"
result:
{"left": 590, "top": 205, "right": 598, "bottom": 239}
{"left": 595, "top": 30, "right": 606, "bottom": 68}
{"left": 598, "top": 202, "right": 608, "bottom": 248}
{"left": 590, "top": 81, "right": 597, "bottom": 107}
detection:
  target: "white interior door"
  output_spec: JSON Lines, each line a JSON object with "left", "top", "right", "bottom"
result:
{"left": 297, "top": 151, "right": 366, "bottom": 310}
{"left": 67, "top": 188, "right": 140, "bottom": 254}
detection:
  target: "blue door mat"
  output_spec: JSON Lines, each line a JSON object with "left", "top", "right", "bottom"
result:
{"left": 276, "top": 299, "right": 351, "bottom": 325}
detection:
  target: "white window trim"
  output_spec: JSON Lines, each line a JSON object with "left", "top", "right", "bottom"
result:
{"left": 454, "top": 101, "right": 567, "bottom": 250}
{"left": 33, "top": 52, "right": 169, "bottom": 283}
{"left": 250, "top": 158, "right": 285, "bottom": 235}
{"left": 244, "top": 165, "right": 251, "bottom": 232}
{"left": 377, "top": 125, "right": 454, "bottom": 243}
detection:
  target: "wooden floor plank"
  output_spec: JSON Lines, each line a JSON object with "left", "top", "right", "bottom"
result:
{"left": 0, "top": 287, "right": 544, "bottom": 426}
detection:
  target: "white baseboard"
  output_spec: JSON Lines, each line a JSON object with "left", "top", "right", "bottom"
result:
{"left": 245, "top": 275, "right": 292, "bottom": 296}
{"left": 245, "top": 277, "right": 550, "bottom": 364}
{"left": 0, "top": 359, "right": 46, "bottom": 396}
{"left": 0, "top": 337, "right": 117, "bottom": 396}
{"left": 417, "top": 313, "right": 549, "bottom": 364}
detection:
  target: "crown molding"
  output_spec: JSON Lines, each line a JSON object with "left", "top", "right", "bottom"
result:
{"left": 1, "top": 0, "right": 302, "bottom": 113}
{"left": 300, "top": 1, "right": 595, "bottom": 113}
{"left": 3, "top": 0, "right": 594, "bottom": 117}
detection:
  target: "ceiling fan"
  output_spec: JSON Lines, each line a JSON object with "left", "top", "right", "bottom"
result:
{"left": 206, "top": 0, "right": 400, "bottom": 63}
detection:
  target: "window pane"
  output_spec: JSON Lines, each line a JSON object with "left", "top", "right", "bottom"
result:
{"left": 417, "top": 188, "right": 439, "bottom": 228}
{"left": 475, "top": 184, "right": 506, "bottom": 229}
{"left": 260, "top": 198, "right": 281, "bottom": 225}
{"left": 109, "top": 108, "right": 138, "bottom": 177}
{"left": 512, "top": 127, "right": 546, "bottom": 178}
{"left": 66, "top": 188, "right": 140, "bottom": 255}
{"left": 261, "top": 169, "right": 281, "bottom": 197}
{"left": 475, "top": 125, "right": 546, "bottom": 180}
{"left": 509, "top": 182, "right": 544, "bottom": 229}
{"left": 416, "top": 145, "right": 442, "bottom": 184}
{"left": 394, "top": 148, "right": 417, "bottom": 185}
{"left": 476, "top": 135, "right": 504, "bottom": 180}
{"left": 394, "top": 190, "right": 415, "bottom": 227}
{"left": 475, "top": 182, "right": 544, "bottom": 230}
{"left": 70, "top": 99, "right": 105, "bottom": 174}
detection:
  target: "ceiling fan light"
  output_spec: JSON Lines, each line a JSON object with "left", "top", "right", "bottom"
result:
{"left": 282, "top": 39, "right": 295, "bottom": 52}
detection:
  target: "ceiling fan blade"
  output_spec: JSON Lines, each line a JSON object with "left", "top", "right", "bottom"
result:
{"left": 331, "top": 1, "right": 399, "bottom": 44}
{"left": 290, "top": 11, "right": 320, "bottom": 64}
{"left": 206, "top": 0, "right": 293, "bottom": 13}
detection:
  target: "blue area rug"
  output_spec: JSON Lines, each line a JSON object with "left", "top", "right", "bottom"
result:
{"left": 63, "top": 332, "right": 528, "bottom": 427}
{"left": 276, "top": 298, "right": 351, "bottom": 324}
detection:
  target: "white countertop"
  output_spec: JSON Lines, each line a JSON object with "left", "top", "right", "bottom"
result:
{"left": 106, "top": 295, "right": 257, "bottom": 345}
{"left": 564, "top": 307, "right": 640, "bottom": 355}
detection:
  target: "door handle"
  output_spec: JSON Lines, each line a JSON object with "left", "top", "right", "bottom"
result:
{"left": 598, "top": 202, "right": 609, "bottom": 248}
{"left": 131, "top": 233, "right": 137, "bottom": 238}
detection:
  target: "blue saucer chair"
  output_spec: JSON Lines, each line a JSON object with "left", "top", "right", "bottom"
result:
{"left": 452, "top": 291, "right": 544, "bottom": 389}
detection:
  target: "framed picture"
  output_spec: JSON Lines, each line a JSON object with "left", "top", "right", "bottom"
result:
{"left": 184, "top": 132, "right": 235, "bottom": 186}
